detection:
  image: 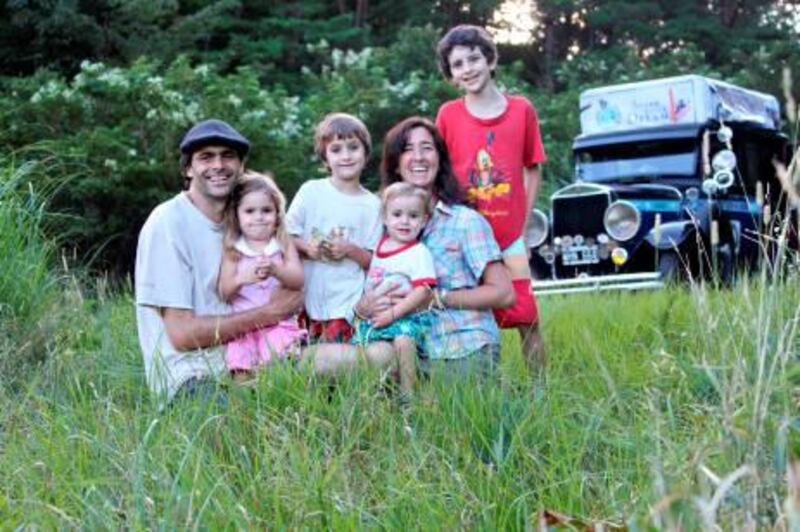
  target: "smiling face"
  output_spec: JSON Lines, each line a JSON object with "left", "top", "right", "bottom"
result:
{"left": 324, "top": 134, "right": 367, "bottom": 184}
{"left": 384, "top": 194, "right": 427, "bottom": 244}
{"left": 236, "top": 189, "right": 278, "bottom": 244}
{"left": 399, "top": 127, "right": 440, "bottom": 191}
{"left": 446, "top": 44, "right": 496, "bottom": 95}
{"left": 185, "top": 145, "right": 243, "bottom": 201}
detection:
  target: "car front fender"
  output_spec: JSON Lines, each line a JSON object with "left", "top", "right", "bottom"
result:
{"left": 645, "top": 220, "right": 702, "bottom": 250}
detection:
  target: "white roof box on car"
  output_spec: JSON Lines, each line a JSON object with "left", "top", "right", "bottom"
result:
{"left": 579, "top": 75, "right": 781, "bottom": 136}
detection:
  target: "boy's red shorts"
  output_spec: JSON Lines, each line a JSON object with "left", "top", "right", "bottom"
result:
{"left": 493, "top": 278, "right": 539, "bottom": 328}
{"left": 299, "top": 313, "right": 354, "bottom": 342}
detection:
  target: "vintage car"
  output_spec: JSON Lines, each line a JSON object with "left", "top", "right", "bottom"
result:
{"left": 527, "top": 75, "right": 795, "bottom": 294}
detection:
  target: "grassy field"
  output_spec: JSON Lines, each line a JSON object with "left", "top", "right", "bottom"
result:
{"left": 1, "top": 279, "right": 798, "bottom": 528}
{"left": 2, "top": 159, "right": 799, "bottom": 528}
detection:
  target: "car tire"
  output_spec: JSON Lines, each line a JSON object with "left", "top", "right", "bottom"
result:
{"left": 717, "top": 243, "right": 735, "bottom": 285}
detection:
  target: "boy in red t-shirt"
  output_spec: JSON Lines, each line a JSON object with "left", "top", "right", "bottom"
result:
{"left": 435, "top": 24, "right": 546, "bottom": 375}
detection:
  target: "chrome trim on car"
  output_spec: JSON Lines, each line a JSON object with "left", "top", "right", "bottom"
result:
{"left": 532, "top": 272, "right": 664, "bottom": 296}
{"left": 552, "top": 182, "right": 611, "bottom": 199}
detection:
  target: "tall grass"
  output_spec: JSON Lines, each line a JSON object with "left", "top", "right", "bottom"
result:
{"left": 0, "top": 156, "right": 62, "bottom": 387}
{"left": 0, "top": 279, "right": 797, "bottom": 528}
{"left": 0, "top": 156, "right": 798, "bottom": 528}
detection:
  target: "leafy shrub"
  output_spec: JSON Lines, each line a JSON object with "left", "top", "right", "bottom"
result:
{"left": 0, "top": 28, "right": 580, "bottom": 275}
{"left": 0, "top": 58, "right": 315, "bottom": 274}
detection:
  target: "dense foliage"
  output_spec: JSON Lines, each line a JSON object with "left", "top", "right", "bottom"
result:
{"left": 0, "top": 0, "right": 797, "bottom": 274}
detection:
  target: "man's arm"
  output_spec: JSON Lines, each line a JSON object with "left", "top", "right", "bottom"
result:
{"left": 162, "top": 288, "right": 303, "bottom": 351}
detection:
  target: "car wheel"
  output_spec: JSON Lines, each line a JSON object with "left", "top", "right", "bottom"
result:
{"left": 716, "top": 243, "right": 735, "bottom": 285}
{"left": 658, "top": 252, "right": 682, "bottom": 283}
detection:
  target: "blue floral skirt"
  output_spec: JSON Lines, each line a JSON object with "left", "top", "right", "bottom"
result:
{"left": 352, "top": 311, "right": 431, "bottom": 346}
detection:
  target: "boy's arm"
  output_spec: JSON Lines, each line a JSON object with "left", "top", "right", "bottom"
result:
{"left": 325, "top": 239, "right": 372, "bottom": 270}
{"left": 523, "top": 164, "right": 542, "bottom": 227}
{"left": 286, "top": 184, "right": 320, "bottom": 260}
{"left": 270, "top": 241, "right": 304, "bottom": 290}
{"left": 162, "top": 288, "right": 303, "bottom": 351}
{"left": 293, "top": 235, "right": 323, "bottom": 261}
{"left": 522, "top": 98, "right": 546, "bottom": 227}
{"left": 344, "top": 243, "right": 372, "bottom": 270}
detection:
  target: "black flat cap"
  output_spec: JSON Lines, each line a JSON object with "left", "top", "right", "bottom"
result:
{"left": 179, "top": 119, "right": 250, "bottom": 157}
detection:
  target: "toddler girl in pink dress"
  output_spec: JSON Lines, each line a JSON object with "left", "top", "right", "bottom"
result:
{"left": 218, "top": 172, "right": 306, "bottom": 381}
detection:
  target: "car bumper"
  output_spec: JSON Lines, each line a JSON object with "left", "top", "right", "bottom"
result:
{"left": 532, "top": 272, "right": 664, "bottom": 296}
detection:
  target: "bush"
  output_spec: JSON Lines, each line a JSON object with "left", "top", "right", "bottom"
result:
{"left": 0, "top": 58, "right": 314, "bottom": 274}
{"left": 0, "top": 28, "right": 580, "bottom": 275}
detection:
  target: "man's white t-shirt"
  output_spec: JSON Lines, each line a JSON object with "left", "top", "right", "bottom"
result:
{"left": 285, "top": 178, "right": 381, "bottom": 320}
{"left": 135, "top": 192, "right": 228, "bottom": 403}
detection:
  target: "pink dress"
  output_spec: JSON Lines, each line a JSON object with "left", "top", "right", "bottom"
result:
{"left": 225, "top": 238, "right": 307, "bottom": 371}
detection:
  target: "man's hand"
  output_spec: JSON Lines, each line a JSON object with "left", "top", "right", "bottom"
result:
{"left": 261, "top": 288, "right": 303, "bottom": 319}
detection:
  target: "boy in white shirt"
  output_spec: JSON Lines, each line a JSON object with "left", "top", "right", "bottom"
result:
{"left": 286, "top": 112, "right": 382, "bottom": 342}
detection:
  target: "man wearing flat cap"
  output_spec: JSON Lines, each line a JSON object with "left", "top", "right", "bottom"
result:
{"left": 135, "top": 119, "right": 301, "bottom": 403}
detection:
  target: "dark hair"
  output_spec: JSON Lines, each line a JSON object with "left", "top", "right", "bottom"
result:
{"left": 314, "top": 112, "right": 372, "bottom": 167}
{"left": 380, "top": 116, "right": 464, "bottom": 206}
{"left": 436, "top": 24, "right": 498, "bottom": 80}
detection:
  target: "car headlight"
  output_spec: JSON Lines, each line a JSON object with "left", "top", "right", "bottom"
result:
{"left": 524, "top": 208, "right": 549, "bottom": 248}
{"left": 603, "top": 200, "right": 640, "bottom": 241}
{"left": 713, "top": 169, "right": 735, "bottom": 190}
{"left": 711, "top": 149, "right": 737, "bottom": 172}
{"left": 716, "top": 126, "right": 733, "bottom": 143}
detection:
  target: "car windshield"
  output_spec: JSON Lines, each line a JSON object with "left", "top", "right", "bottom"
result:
{"left": 576, "top": 138, "right": 698, "bottom": 182}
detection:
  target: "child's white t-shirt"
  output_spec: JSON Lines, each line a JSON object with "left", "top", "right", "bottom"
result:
{"left": 366, "top": 237, "right": 437, "bottom": 294}
{"left": 286, "top": 178, "right": 382, "bottom": 320}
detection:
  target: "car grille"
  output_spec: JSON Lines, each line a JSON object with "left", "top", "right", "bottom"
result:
{"left": 552, "top": 192, "right": 610, "bottom": 237}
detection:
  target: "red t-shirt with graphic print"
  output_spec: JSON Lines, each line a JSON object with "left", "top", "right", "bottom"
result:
{"left": 436, "top": 95, "right": 546, "bottom": 249}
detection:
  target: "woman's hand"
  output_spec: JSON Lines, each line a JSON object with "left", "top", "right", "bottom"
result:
{"left": 355, "top": 282, "right": 408, "bottom": 320}
{"left": 371, "top": 308, "right": 395, "bottom": 328}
